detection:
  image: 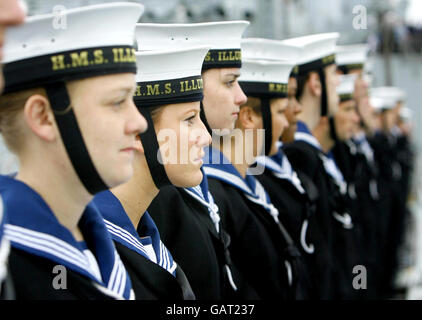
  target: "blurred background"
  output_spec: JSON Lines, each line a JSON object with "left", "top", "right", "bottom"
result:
{"left": 2, "top": 0, "right": 422, "bottom": 298}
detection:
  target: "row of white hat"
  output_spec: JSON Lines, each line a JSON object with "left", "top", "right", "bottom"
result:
{"left": 1, "top": 4, "right": 336, "bottom": 89}
{"left": 370, "top": 87, "right": 407, "bottom": 111}
{"left": 3, "top": 2, "right": 387, "bottom": 98}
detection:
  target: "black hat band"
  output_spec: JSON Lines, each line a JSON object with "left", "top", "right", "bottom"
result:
{"left": 239, "top": 81, "right": 288, "bottom": 99}
{"left": 202, "top": 49, "right": 242, "bottom": 70}
{"left": 337, "top": 63, "right": 364, "bottom": 75}
{"left": 339, "top": 93, "right": 354, "bottom": 102}
{"left": 134, "top": 75, "right": 204, "bottom": 108}
{"left": 3, "top": 45, "right": 137, "bottom": 94}
{"left": 297, "top": 53, "right": 336, "bottom": 76}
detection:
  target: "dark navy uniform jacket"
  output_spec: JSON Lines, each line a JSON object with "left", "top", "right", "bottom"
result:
{"left": 0, "top": 175, "right": 134, "bottom": 300}
{"left": 148, "top": 168, "right": 259, "bottom": 300}
{"left": 90, "top": 190, "right": 194, "bottom": 300}
{"left": 284, "top": 121, "right": 361, "bottom": 299}
{"left": 204, "top": 147, "right": 296, "bottom": 300}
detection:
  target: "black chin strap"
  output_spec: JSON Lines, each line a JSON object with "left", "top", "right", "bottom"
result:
{"left": 317, "top": 68, "right": 339, "bottom": 142}
{"left": 261, "top": 98, "right": 273, "bottom": 156}
{"left": 317, "top": 69, "right": 328, "bottom": 117}
{"left": 45, "top": 82, "right": 108, "bottom": 195}
{"left": 200, "top": 101, "right": 213, "bottom": 136}
{"left": 138, "top": 107, "right": 172, "bottom": 189}
{"left": 329, "top": 116, "right": 339, "bottom": 142}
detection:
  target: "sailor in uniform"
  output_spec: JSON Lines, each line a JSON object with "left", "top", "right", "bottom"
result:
{"left": 329, "top": 73, "right": 366, "bottom": 299}
{"left": 137, "top": 22, "right": 259, "bottom": 299}
{"left": 396, "top": 106, "right": 414, "bottom": 204}
{"left": 369, "top": 88, "right": 409, "bottom": 298}
{"left": 241, "top": 38, "right": 327, "bottom": 299}
{"left": 0, "top": 3, "right": 146, "bottom": 299}
{"left": 281, "top": 33, "right": 358, "bottom": 299}
{"left": 332, "top": 45, "right": 381, "bottom": 298}
{"left": 89, "top": 46, "right": 212, "bottom": 300}
{"left": 0, "top": 0, "right": 26, "bottom": 300}
{"left": 202, "top": 56, "right": 302, "bottom": 299}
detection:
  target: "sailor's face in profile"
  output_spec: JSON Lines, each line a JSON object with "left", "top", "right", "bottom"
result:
{"left": 152, "top": 100, "right": 211, "bottom": 187}
{"left": 324, "top": 64, "right": 340, "bottom": 117}
{"left": 269, "top": 97, "right": 289, "bottom": 156}
{"left": 335, "top": 99, "right": 360, "bottom": 141}
{"left": 282, "top": 76, "right": 303, "bottom": 143}
{"left": 201, "top": 67, "right": 247, "bottom": 133}
{"left": 66, "top": 73, "right": 147, "bottom": 188}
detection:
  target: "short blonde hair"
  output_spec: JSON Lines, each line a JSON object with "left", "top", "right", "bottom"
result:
{"left": 0, "top": 87, "right": 46, "bottom": 154}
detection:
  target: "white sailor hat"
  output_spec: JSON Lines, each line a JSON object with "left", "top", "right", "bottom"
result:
{"left": 241, "top": 38, "right": 304, "bottom": 77}
{"left": 336, "top": 44, "right": 369, "bottom": 73}
{"left": 238, "top": 59, "right": 295, "bottom": 98}
{"left": 135, "top": 21, "right": 249, "bottom": 70}
{"left": 134, "top": 46, "right": 211, "bottom": 190}
{"left": 3, "top": 2, "right": 144, "bottom": 94}
{"left": 133, "top": 46, "right": 210, "bottom": 107}
{"left": 370, "top": 96, "right": 395, "bottom": 112}
{"left": 337, "top": 74, "right": 358, "bottom": 102}
{"left": 399, "top": 106, "right": 413, "bottom": 122}
{"left": 370, "top": 86, "right": 407, "bottom": 105}
{"left": 282, "top": 33, "right": 339, "bottom": 75}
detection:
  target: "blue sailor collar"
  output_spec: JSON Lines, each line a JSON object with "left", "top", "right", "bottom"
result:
{"left": 203, "top": 147, "right": 280, "bottom": 224}
{"left": 294, "top": 125, "right": 352, "bottom": 227}
{"left": 325, "top": 152, "right": 347, "bottom": 194}
{"left": 184, "top": 167, "right": 221, "bottom": 233}
{"left": 294, "top": 121, "right": 347, "bottom": 193}
{"left": 0, "top": 175, "right": 134, "bottom": 300}
{"left": 255, "top": 142, "right": 305, "bottom": 194}
{"left": 294, "top": 121, "right": 321, "bottom": 150}
{"left": 91, "top": 190, "right": 177, "bottom": 276}
{"left": 353, "top": 131, "right": 366, "bottom": 145}
{"left": 353, "top": 132, "right": 375, "bottom": 164}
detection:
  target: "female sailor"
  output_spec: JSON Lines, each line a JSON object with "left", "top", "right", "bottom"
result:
{"left": 0, "top": 3, "right": 146, "bottom": 299}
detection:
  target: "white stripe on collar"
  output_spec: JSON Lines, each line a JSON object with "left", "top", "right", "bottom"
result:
{"left": 108, "top": 253, "right": 127, "bottom": 296}
{"left": 104, "top": 219, "right": 176, "bottom": 275}
{"left": 104, "top": 219, "right": 149, "bottom": 257}
{"left": 203, "top": 166, "right": 252, "bottom": 195}
{"left": 245, "top": 179, "right": 280, "bottom": 224}
{"left": 319, "top": 154, "right": 347, "bottom": 194}
{"left": 345, "top": 139, "right": 357, "bottom": 155}
{"left": 6, "top": 223, "right": 131, "bottom": 299}
{"left": 256, "top": 156, "right": 305, "bottom": 194}
{"left": 82, "top": 248, "right": 102, "bottom": 283}
{"left": 5, "top": 224, "right": 90, "bottom": 270}
{"left": 183, "top": 187, "right": 221, "bottom": 233}
{"left": 204, "top": 166, "right": 280, "bottom": 224}
{"left": 295, "top": 130, "right": 347, "bottom": 193}
{"left": 294, "top": 132, "right": 322, "bottom": 150}
{"left": 358, "top": 139, "right": 375, "bottom": 164}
